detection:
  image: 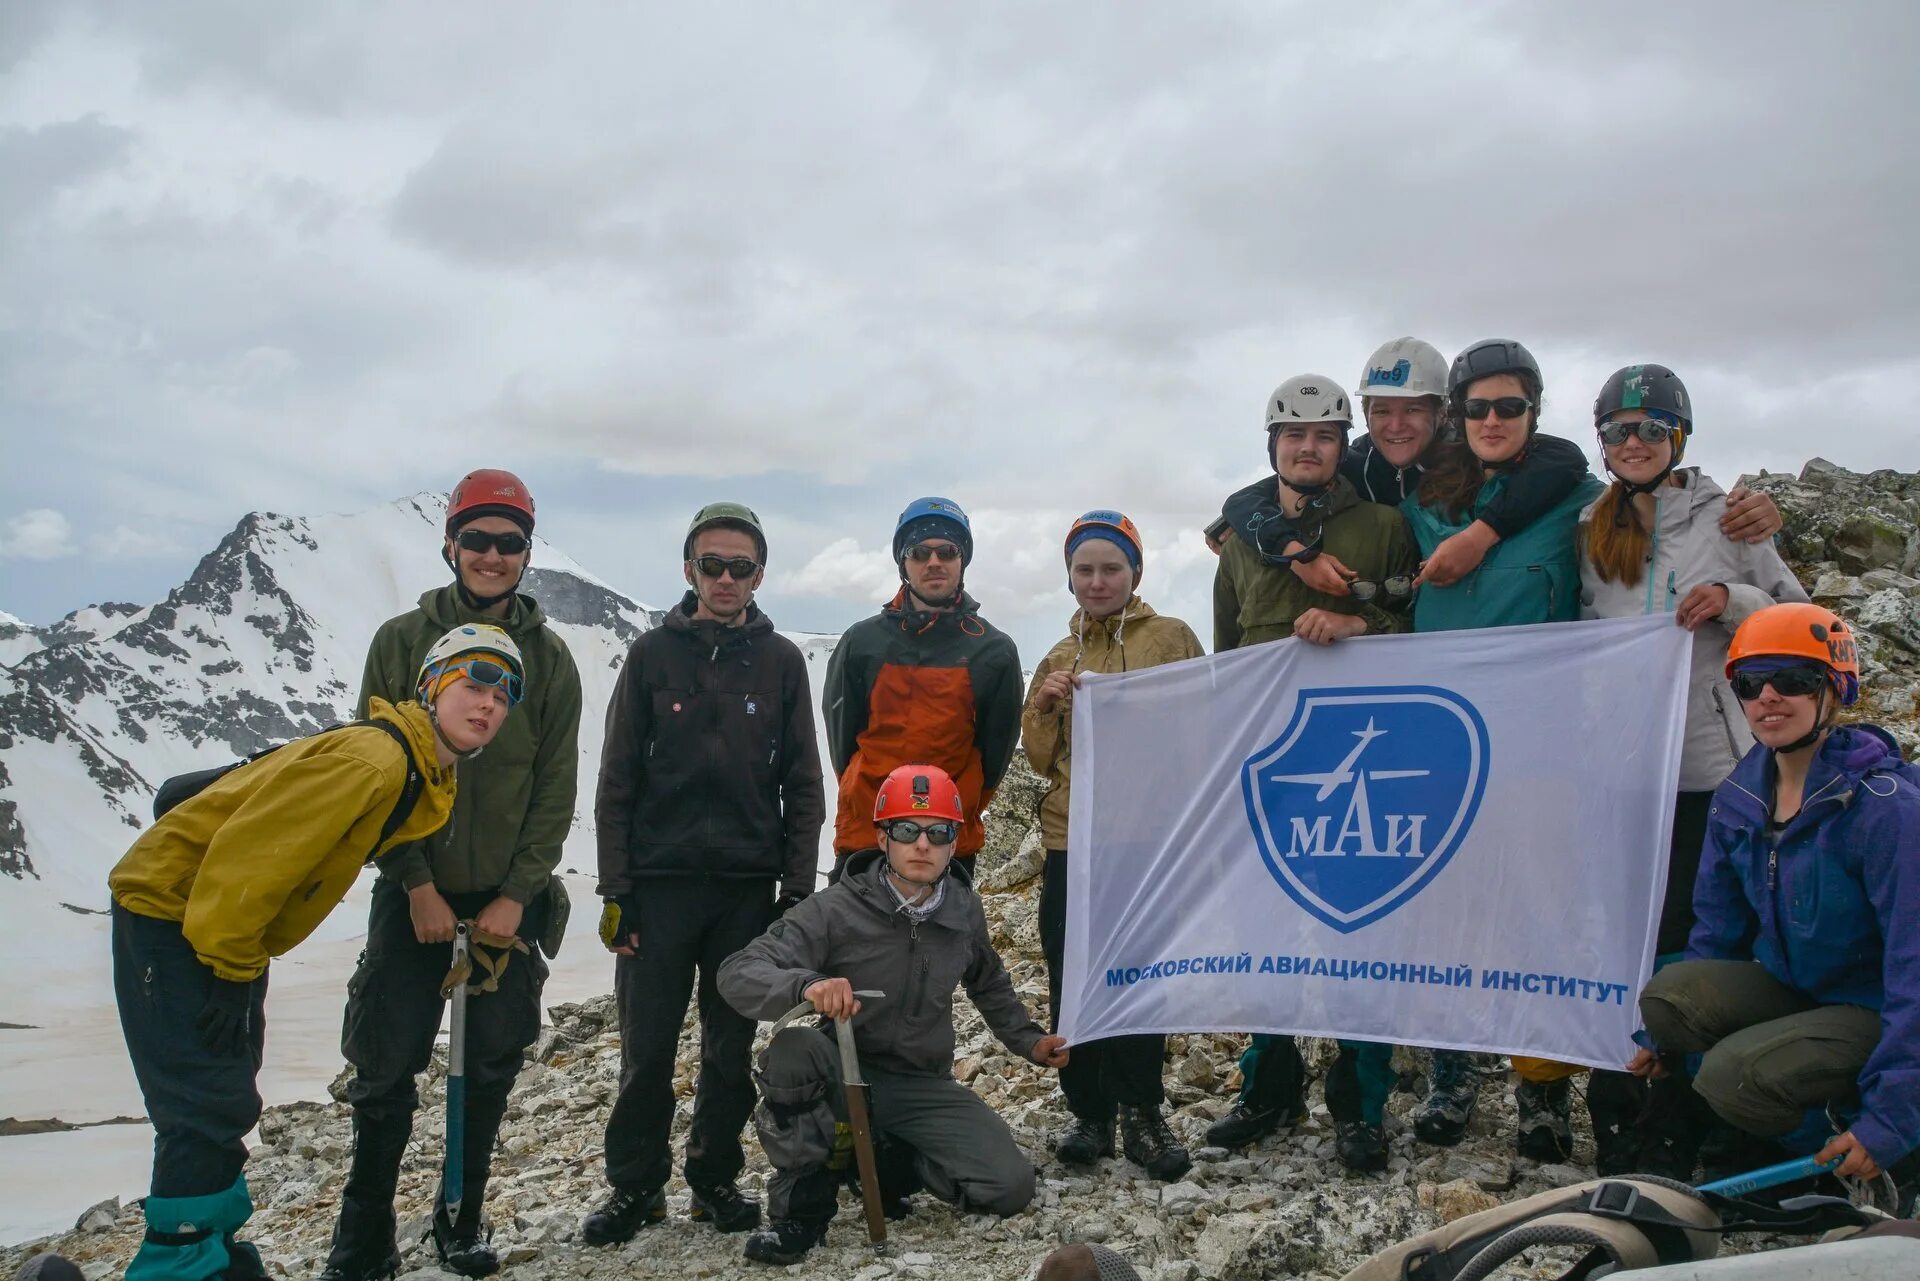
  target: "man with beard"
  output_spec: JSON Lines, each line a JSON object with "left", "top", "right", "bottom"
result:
{"left": 821, "top": 497, "right": 1022, "bottom": 883}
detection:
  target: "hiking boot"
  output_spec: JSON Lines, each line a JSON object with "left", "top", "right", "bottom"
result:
{"left": 1055, "top": 1115, "right": 1116, "bottom": 1166}
{"left": 431, "top": 1202, "right": 499, "bottom": 1279}
{"left": 1204, "top": 1096, "right": 1300, "bottom": 1151}
{"left": 1120, "top": 1105, "right": 1192, "bottom": 1182}
{"left": 743, "top": 1218, "right": 831, "bottom": 1265}
{"left": 319, "top": 1198, "right": 399, "bottom": 1281}
{"left": 1698, "top": 1121, "right": 1782, "bottom": 1185}
{"left": 1515, "top": 1078, "right": 1574, "bottom": 1163}
{"left": 1632, "top": 1073, "right": 1705, "bottom": 1183}
{"left": 580, "top": 1186, "right": 667, "bottom": 1246}
{"left": 1335, "top": 1120, "right": 1389, "bottom": 1173}
{"left": 1413, "top": 1051, "right": 1479, "bottom": 1146}
{"left": 689, "top": 1183, "right": 762, "bottom": 1234}
{"left": 1586, "top": 1070, "right": 1647, "bottom": 1177}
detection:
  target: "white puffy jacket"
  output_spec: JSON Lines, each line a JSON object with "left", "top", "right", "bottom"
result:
{"left": 1579, "top": 469, "right": 1808, "bottom": 792}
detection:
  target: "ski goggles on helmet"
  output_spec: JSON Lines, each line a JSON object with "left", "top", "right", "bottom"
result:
{"left": 437, "top": 657, "right": 525, "bottom": 705}
{"left": 880, "top": 818, "right": 959, "bottom": 846}
{"left": 905, "top": 542, "right": 964, "bottom": 563}
{"left": 1597, "top": 417, "right": 1676, "bottom": 447}
{"left": 1730, "top": 661, "right": 1828, "bottom": 702}
{"left": 1461, "top": 396, "right": 1533, "bottom": 422}
{"left": 456, "top": 529, "right": 530, "bottom": 556}
{"left": 691, "top": 554, "right": 761, "bottom": 580}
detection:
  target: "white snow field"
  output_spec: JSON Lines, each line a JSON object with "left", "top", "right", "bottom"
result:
{"left": 0, "top": 496, "right": 841, "bottom": 1245}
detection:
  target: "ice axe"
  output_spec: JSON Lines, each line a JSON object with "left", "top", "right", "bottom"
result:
{"left": 1695, "top": 1153, "right": 1843, "bottom": 1197}
{"left": 771, "top": 991, "right": 889, "bottom": 1253}
{"left": 440, "top": 922, "right": 472, "bottom": 1227}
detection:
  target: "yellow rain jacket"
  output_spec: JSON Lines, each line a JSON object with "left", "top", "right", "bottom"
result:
{"left": 1020, "top": 597, "right": 1205, "bottom": 851}
{"left": 108, "top": 698, "right": 457, "bottom": 981}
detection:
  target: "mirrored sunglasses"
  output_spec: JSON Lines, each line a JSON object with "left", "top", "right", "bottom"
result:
{"left": 1597, "top": 418, "right": 1674, "bottom": 447}
{"left": 442, "top": 657, "right": 524, "bottom": 705}
{"left": 1349, "top": 576, "right": 1414, "bottom": 603}
{"left": 905, "top": 543, "right": 963, "bottom": 563}
{"left": 881, "top": 818, "right": 958, "bottom": 845}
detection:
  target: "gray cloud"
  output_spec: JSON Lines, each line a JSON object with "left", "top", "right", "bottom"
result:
{"left": 2, "top": 0, "right": 1915, "bottom": 659}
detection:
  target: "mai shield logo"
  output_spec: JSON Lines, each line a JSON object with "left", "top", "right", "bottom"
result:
{"left": 1242, "top": 686, "right": 1490, "bottom": 933}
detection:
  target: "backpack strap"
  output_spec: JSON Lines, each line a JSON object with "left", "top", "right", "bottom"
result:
{"left": 356, "top": 719, "right": 426, "bottom": 862}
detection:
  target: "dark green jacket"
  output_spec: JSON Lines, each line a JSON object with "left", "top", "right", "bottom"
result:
{"left": 358, "top": 584, "right": 582, "bottom": 904}
{"left": 1213, "top": 477, "right": 1419, "bottom": 651}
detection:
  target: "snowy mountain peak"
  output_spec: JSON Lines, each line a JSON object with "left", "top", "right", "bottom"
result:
{"left": 0, "top": 496, "right": 661, "bottom": 932}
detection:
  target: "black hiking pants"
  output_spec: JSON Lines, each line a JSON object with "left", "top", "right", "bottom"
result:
{"left": 604, "top": 875, "right": 775, "bottom": 1192}
{"left": 1039, "top": 849, "right": 1167, "bottom": 1119}
{"left": 112, "top": 904, "right": 268, "bottom": 1198}
{"left": 338, "top": 878, "right": 548, "bottom": 1233}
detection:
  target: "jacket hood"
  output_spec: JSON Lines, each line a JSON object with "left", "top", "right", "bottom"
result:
{"left": 1723, "top": 723, "right": 1911, "bottom": 821}
{"left": 663, "top": 590, "right": 774, "bottom": 644}
{"left": 1578, "top": 468, "right": 1725, "bottom": 524}
{"left": 1222, "top": 475, "right": 1364, "bottom": 558}
{"left": 366, "top": 696, "right": 457, "bottom": 789}
{"left": 418, "top": 582, "right": 548, "bottom": 637}
{"left": 883, "top": 586, "right": 983, "bottom": 628}
{"left": 1067, "top": 595, "right": 1158, "bottom": 636}
{"left": 842, "top": 845, "right": 976, "bottom": 893}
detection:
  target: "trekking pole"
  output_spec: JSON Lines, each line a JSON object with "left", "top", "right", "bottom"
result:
{"left": 768, "top": 991, "right": 889, "bottom": 1254}
{"left": 442, "top": 923, "right": 471, "bottom": 1226}
{"left": 1695, "top": 1153, "right": 1841, "bottom": 1198}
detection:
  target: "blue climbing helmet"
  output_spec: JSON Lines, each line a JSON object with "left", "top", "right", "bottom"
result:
{"left": 892, "top": 496, "right": 973, "bottom": 566}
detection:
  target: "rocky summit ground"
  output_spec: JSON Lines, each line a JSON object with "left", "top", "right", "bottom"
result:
{"left": 8, "top": 459, "right": 1917, "bottom": 1281}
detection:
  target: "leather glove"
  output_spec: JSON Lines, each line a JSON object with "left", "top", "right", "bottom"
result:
{"left": 195, "top": 974, "right": 255, "bottom": 1058}
{"left": 773, "top": 890, "right": 809, "bottom": 920}
{"left": 598, "top": 895, "right": 642, "bottom": 951}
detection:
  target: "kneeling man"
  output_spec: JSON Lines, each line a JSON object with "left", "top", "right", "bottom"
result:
{"left": 718, "top": 764, "right": 1068, "bottom": 1264}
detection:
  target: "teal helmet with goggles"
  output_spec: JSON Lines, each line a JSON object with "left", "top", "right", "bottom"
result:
{"left": 1594, "top": 364, "right": 1694, "bottom": 508}
{"left": 417, "top": 623, "right": 526, "bottom": 708}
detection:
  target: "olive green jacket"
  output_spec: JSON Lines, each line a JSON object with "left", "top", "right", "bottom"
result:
{"left": 358, "top": 584, "right": 582, "bottom": 904}
{"left": 1212, "top": 477, "right": 1419, "bottom": 652}
{"left": 1021, "top": 598, "right": 1205, "bottom": 850}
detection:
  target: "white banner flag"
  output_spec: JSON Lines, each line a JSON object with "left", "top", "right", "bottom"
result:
{"left": 1058, "top": 613, "right": 1691, "bottom": 1069}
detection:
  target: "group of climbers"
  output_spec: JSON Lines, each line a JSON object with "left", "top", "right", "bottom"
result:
{"left": 102, "top": 340, "right": 1917, "bottom": 1278}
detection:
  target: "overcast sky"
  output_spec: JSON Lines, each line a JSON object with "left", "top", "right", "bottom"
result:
{"left": 3, "top": 1, "right": 1915, "bottom": 662}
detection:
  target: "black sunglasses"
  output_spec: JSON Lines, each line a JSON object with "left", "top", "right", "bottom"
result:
{"left": 1597, "top": 418, "right": 1674, "bottom": 447}
{"left": 881, "top": 819, "right": 958, "bottom": 845}
{"left": 1461, "top": 396, "right": 1533, "bottom": 421}
{"left": 456, "top": 529, "right": 530, "bottom": 556}
{"left": 692, "top": 555, "right": 761, "bottom": 580}
{"left": 1730, "top": 666, "right": 1827, "bottom": 701}
{"left": 905, "top": 543, "right": 963, "bottom": 563}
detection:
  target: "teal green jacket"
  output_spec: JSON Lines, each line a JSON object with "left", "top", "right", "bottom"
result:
{"left": 1403, "top": 472, "right": 1605, "bottom": 633}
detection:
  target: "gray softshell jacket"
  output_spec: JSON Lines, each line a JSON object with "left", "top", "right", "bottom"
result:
{"left": 1579, "top": 469, "right": 1808, "bottom": 792}
{"left": 717, "top": 849, "right": 1045, "bottom": 1077}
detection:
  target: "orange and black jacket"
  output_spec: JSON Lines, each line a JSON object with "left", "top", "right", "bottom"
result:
{"left": 823, "top": 588, "right": 1022, "bottom": 857}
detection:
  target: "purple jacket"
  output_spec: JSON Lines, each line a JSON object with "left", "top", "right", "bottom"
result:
{"left": 1689, "top": 724, "right": 1920, "bottom": 1166}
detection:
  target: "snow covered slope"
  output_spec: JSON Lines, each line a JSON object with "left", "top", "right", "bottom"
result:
{"left": 0, "top": 494, "right": 667, "bottom": 966}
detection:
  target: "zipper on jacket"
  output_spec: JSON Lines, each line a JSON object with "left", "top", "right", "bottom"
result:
{"left": 906, "top": 919, "right": 924, "bottom": 1016}
{"left": 1642, "top": 502, "right": 1665, "bottom": 615}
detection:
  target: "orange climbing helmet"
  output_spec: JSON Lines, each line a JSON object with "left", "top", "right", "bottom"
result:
{"left": 873, "top": 764, "right": 965, "bottom": 824}
{"left": 1064, "top": 509, "right": 1143, "bottom": 572}
{"left": 1725, "top": 603, "right": 1860, "bottom": 706}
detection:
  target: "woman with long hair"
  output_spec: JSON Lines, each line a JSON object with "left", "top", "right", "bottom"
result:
{"left": 1402, "top": 339, "right": 1604, "bottom": 1160}
{"left": 1577, "top": 364, "right": 1807, "bottom": 1177}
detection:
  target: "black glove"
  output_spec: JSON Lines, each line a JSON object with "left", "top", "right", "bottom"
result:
{"left": 773, "top": 889, "right": 809, "bottom": 920}
{"left": 195, "top": 975, "right": 255, "bottom": 1058}
{"left": 598, "top": 895, "right": 642, "bottom": 951}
